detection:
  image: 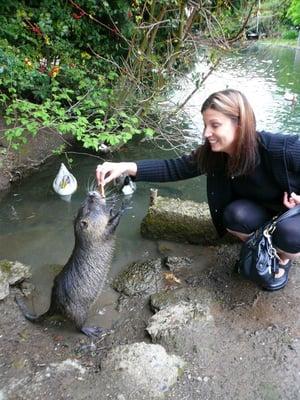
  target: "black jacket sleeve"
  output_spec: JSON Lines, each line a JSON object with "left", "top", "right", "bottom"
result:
{"left": 286, "top": 135, "right": 300, "bottom": 173}
{"left": 135, "top": 153, "right": 201, "bottom": 182}
{"left": 285, "top": 134, "right": 300, "bottom": 192}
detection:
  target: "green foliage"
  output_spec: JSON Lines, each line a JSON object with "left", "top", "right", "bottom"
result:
{"left": 246, "top": 0, "right": 292, "bottom": 36}
{"left": 0, "top": 0, "right": 155, "bottom": 150}
{"left": 281, "top": 29, "right": 298, "bottom": 39}
{"left": 0, "top": 81, "right": 155, "bottom": 151}
{"left": 0, "top": 0, "right": 254, "bottom": 152}
{"left": 287, "top": 0, "right": 300, "bottom": 26}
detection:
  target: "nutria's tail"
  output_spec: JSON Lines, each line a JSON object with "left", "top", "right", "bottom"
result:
{"left": 15, "top": 294, "right": 54, "bottom": 323}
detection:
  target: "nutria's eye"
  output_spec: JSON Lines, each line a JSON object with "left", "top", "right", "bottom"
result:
{"left": 80, "top": 220, "right": 88, "bottom": 229}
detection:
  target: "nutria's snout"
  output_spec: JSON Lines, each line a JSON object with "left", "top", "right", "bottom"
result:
{"left": 88, "top": 190, "right": 104, "bottom": 201}
{"left": 87, "top": 190, "right": 106, "bottom": 208}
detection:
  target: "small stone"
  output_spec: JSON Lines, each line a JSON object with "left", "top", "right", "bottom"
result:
{"left": 203, "top": 376, "right": 209, "bottom": 382}
{"left": 0, "top": 260, "right": 32, "bottom": 300}
{"left": 20, "top": 281, "right": 35, "bottom": 297}
{"left": 12, "top": 357, "right": 28, "bottom": 369}
{"left": 164, "top": 256, "right": 193, "bottom": 272}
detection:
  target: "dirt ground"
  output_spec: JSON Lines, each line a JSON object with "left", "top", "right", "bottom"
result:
{"left": 1, "top": 241, "right": 300, "bottom": 400}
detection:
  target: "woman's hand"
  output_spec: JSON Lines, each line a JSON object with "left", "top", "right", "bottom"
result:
{"left": 283, "top": 191, "right": 300, "bottom": 209}
{"left": 96, "top": 162, "right": 137, "bottom": 187}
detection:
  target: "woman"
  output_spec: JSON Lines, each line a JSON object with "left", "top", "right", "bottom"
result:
{"left": 96, "top": 89, "right": 300, "bottom": 291}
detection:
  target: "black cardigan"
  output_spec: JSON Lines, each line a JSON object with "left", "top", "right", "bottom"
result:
{"left": 135, "top": 131, "right": 300, "bottom": 236}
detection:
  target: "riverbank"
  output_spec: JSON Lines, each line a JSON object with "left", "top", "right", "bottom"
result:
{"left": 258, "top": 38, "right": 299, "bottom": 49}
{"left": 0, "top": 118, "right": 74, "bottom": 196}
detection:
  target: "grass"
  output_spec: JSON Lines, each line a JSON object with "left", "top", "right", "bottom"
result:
{"left": 258, "top": 37, "right": 298, "bottom": 48}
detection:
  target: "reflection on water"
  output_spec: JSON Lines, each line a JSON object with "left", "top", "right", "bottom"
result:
{"left": 171, "top": 44, "right": 300, "bottom": 136}
{"left": 0, "top": 43, "right": 300, "bottom": 285}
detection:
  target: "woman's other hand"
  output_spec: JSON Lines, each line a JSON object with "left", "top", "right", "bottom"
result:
{"left": 96, "top": 162, "right": 137, "bottom": 187}
{"left": 283, "top": 191, "right": 300, "bottom": 209}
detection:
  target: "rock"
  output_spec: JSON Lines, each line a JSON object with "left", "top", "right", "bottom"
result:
{"left": 0, "top": 260, "right": 31, "bottom": 285}
{"left": 19, "top": 281, "right": 35, "bottom": 297}
{"left": 147, "top": 301, "right": 213, "bottom": 340}
{"left": 0, "top": 260, "right": 31, "bottom": 300}
{"left": 146, "top": 301, "right": 214, "bottom": 353}
{"left": 101, "top": 342, "right": 185, "bottom": 398}
{"left": 150, "top": 287, "right": 212, "bottom": 312}
{"left": 112, "top": 258, "right": 164, "bottom": 297}
{"left": 0, "top": 280, "right": 9, "bottom": 301}
{"left": 164, "top": 256, "right": 193, "bottom": 272}
{"left": 48, "top": 359, "right": 86, "bottom": 375}
{"left": 140, "top": 197, "right": 217, "bottom": 244}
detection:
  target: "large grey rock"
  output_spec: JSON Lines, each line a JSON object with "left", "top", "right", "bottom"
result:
{"left": 141, "top": 197, "right": 217, "bottom": 244}
{"left": 112, "top": 258, "right": 164, "bottom": 296}
{"left": 0, "top": 260, "right": 31, "bottom": 300}
{"left": 101, "top": 342, "right": 185, "bottom": 398}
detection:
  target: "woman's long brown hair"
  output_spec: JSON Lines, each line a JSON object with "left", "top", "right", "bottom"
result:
{"left": 195, "top": 89, "right": 258, "bottom": 176}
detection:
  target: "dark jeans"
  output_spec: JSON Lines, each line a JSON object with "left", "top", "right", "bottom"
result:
{"left": 223, "top": 199, "right": 300, "bottom": 254}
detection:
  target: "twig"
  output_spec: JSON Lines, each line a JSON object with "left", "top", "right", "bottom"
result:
{"left": 64, "top": 151, "right": 105, "bottom": 161}
{"left": 67, "top": 0, "right": 118, "bottom": 35}
{"left": 172, "top": 61, "right": 220, "bottom": 113}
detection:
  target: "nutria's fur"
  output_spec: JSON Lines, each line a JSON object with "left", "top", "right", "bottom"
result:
{"left": 16, "top": 191, "right": 122, "bottom": 337}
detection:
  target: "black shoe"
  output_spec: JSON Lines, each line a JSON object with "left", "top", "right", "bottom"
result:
{"left": 261, "top": 267, "right": 289, "bottom": 291}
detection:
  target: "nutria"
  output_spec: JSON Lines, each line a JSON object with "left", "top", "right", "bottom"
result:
{"left": 16, "top": 190, "right": 122, "bottom": 337}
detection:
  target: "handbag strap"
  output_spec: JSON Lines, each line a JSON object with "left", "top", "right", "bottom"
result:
{"left": 272, "top": 136, "right": 300, "bottom": 225}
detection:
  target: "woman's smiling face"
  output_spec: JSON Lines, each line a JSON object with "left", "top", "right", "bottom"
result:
{"left": 202, "top": 108, "right": 239, "bottom": 156}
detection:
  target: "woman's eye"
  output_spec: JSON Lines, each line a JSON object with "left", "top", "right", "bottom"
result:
{"left": 212, "top": 124, "right": 220, "bottom": 128}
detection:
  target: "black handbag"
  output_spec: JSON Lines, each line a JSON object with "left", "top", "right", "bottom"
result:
{"left": 237, "top": 205, "right": 300, "bottom": 282}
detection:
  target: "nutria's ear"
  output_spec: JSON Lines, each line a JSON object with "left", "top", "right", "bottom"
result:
{"left": 80, "top": 219, "right": 88, "bottom": 229}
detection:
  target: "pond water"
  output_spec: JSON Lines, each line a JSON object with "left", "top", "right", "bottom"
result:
{"left": 0, "top": 43, "right": 299, "bottom": 316}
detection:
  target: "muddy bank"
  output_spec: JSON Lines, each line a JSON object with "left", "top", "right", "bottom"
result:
{"left": 0, "top": 117, "right": 74, "bottom": 196}
{"left": 1, "top": 240, "right": 300, "bottom": 400}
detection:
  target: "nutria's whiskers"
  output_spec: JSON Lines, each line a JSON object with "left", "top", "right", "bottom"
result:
{"left": 86, "top": 176, "right": 97, "bottom": 193}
